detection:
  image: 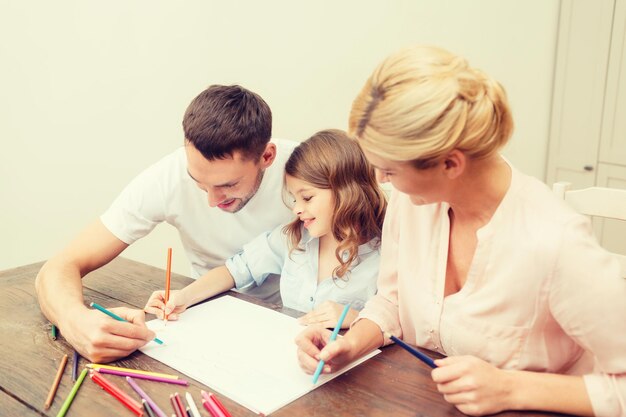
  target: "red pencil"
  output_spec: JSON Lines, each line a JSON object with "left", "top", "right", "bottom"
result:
{"left": 173, "top": 392, "right": 186, "bottom": 417}
{"left": 89, "top": 371, "right": 143, "bottom": 416}
{"left": 164, "top": 247, "right": 172, "bottom": 322}
{"left": 170, "top": 394, "right": 184, "bottom": 417}
{"left": 208, "top": 392, "right": 231, "bottom": 417}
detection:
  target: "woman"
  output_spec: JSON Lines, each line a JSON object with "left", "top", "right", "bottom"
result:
{"left": 295, "top": 46, "right": 626, "bottom": 416}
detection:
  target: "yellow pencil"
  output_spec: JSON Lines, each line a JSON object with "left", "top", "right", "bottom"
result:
{"left": 87, "top": 363, "right": 179, "bottom": 380}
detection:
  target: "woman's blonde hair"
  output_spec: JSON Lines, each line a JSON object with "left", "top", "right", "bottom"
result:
{"left": 349, "top": 45, "right": 514, "bottom": 168}
{"left": 283, "top": 129, "right": 387, "bottom": 280}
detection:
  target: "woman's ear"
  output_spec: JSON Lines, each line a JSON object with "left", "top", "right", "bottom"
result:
{"left": 442, "top": 149, "right": 466, "bottom": 179}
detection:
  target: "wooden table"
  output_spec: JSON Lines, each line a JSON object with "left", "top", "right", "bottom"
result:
{"left": 0, "top": 258, "right": 567, "bottom": 417}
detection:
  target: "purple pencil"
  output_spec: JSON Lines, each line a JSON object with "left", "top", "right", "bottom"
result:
{"left": 126, "top": 376, "right": 168, "bottom": 417}
{"left": 96, "top": 368, "right": 189, "bottom": 385}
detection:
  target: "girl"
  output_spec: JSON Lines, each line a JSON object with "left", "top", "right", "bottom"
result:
{"left": 145, "top": 129, "right": 387, "bottom": 328}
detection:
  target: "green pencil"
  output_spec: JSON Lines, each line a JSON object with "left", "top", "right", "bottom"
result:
{"left": 51, "top": 324, "right": 57, "bottom": 340}
{"left": 56, "top": 368, "right": 88, "bottom": 417}
{"left": 89, "top": 302, "right": 164, "bottom": 345}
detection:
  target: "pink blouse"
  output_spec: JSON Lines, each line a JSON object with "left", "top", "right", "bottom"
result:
{"left": 359, "top": 165, "right": 626, "bottom": 416}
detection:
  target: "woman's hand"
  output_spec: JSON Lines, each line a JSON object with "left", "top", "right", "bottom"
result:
{"left": 432, "top": 356, "right": 514, "bottom": 416}
{"left": 294, "top": 325, "right": 355, "bottom": 375}
{"left": 298, "top": 301, "right": 357, "bottom": 329}
{"left": 143, "top": 289, "right": 188, "bottom": 321}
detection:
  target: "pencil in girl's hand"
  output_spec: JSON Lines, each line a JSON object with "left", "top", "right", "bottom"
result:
{"left": 164, "top": 247, "right": 172, "bottom": 324}
{"left": 44, "top": 354, "right": 67, "bottom": 410}
{"left": 51, "top": 324, "right": 57, "bottom": 340}
{"left": 384, "top": 332, "right": 437, "bottom": 368}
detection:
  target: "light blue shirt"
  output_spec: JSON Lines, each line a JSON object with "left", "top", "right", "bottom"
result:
{"left": 225, "top": 223, "right": 380, "bottom": 313}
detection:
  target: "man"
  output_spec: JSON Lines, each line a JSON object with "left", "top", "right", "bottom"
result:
{"left": 36, "top": 85, "right": 297, "bottom": 362}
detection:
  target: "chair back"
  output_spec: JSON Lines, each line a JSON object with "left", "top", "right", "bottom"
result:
{"left": 553, "top": 182, "right": 626, "bottom": 278}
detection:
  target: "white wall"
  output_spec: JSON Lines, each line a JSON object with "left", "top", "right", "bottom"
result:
{"left": 0, "top": 0, "right": 560, "bottom": 274}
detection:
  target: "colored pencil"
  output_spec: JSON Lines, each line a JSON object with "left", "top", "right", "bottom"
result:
{"left": 44, "top": 354, "right": 68, "bottom": 410}
{"left": 143, "top": 399, "right": 157, "bottom": 417}
{"left": 312, "top": 303, "right": 351, "bottom": 384}
{"left": 89, "top": 371, "right": 143, "bottom": 416}
{"left": 88, "top": 363, "right": 178, "bottom": 379}
{"left": 56, "top": 368, "right": 88, "bottom": 417}
{"left": 164, "top": 247, "right": 172, "bottom": 323}
{"left": 174, "top": 392, "right": 186, "bottom": 417}
{"left": 185, "top": 392, "right": 201, "bottom": 417}
{"left": 127, "top": 376, "right": 168, "bottom": 417}
{"left": 201, "top": 390, "right": 228, "bottom": 417}
{"left": 170, "top": 394, "right": 184, "bottom": 417}
{"left": 202, "top": 398, "right": 224, "bottom": 417}
{"left": 89, "top": 302, "right": 164, "bottom": 344}
{"left": 51, "top": 324, "right": 57, "bottom": 340}
{"left": 72, "top": 350, "right": 79, "bottom": 381}
{"left": 384, "top": 332, "right": 437, "bottom": 368}
{"left": 98, "top": 368, "right": 187, "bottom": 385}
{"left": 208, "top": 392, "right": 231, "bottom": 417}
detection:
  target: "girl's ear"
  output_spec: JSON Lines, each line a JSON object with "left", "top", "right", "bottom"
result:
{"left": 442, "top": 149, "right": 466, "bottom": 180}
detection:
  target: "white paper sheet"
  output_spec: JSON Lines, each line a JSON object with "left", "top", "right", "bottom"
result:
{"left": 140, "top": 296, "right": 380, "bottom": 415}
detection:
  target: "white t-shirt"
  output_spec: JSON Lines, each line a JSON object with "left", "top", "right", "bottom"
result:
{"left": 101, "top": 139, "right": 298, "bottom": 279}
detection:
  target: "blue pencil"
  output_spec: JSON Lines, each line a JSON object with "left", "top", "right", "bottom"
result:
{"left": 89, "top": 302, "right": 164, "bottom": 345}
{"left": 312, "top": 303, "right": 351, "bottom": 384}
{"left": 385, "top": 332, "right": 437, "bottom": 368}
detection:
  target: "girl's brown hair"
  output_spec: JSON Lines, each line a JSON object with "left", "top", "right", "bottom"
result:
{"left": 282, "top": 129, "right": 387, "bottom": 280}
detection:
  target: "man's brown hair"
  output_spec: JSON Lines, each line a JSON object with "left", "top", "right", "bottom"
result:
{"left": 183, "top": 85, "right": 272, "bottom": 161}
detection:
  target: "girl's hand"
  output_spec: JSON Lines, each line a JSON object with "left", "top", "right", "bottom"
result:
{"left": 432, "top": 356, "right": 514, "bottom": 416}
{"left": 143, "top": 289, "right": 188, "bottom": 321}
{"left": 298, "top": 301, "right": 357, "bottom": 329}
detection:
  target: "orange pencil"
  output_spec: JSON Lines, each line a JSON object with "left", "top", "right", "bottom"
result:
{"left": 164, "top": 247, "right": 172, "bottom": 323}
{"left": 44, "top": 353, "right": 68, "bottom": 410}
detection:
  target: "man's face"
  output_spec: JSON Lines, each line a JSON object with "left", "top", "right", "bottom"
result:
{"left": 185, "top": 144, "right": 266, "bottom": 213}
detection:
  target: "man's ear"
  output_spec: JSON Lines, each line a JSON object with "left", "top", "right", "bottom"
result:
{"left": 442, "top": 149, "right": 466, "bottom": 179}
{"left": 259, "top": 143, "right": 277, "bottom": 168}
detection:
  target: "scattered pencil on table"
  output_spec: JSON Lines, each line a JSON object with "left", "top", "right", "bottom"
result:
{"left": 90, "top": 371, "right": 143, "bottom": 416}
{"left": 312, "top": 303, "right": 352, "bottom": 384}
{"left": 56, "top": 367, "right": 88, "bottom": 417}
{"left": 384, "top": 332, "right": 437, "bottom": 368}
{"left": 170, "top": 394, "right": 184, "bottom": 417}
{"left": 97, "top": 367, "right": 188, "bottom": 385}
{"left": 88, "top": 363, "right": 179, "bottom": 379}
{"left": 43, "top": 353, "right": 67, "bottom": 410}
{"left": 201, "top": 390, "right": 232, "bottom": 417}
{"left": 174, "top": 392, "right": 187, "bottom": 417}
{"left": 50, "top": 324, "right": 57, "bottom": 340}
{"left": 142, "top": 399, "right": 157, "bottom": 417}
{"left": 185, "top": 392, "right": 201, "bottom": 417}
{"left": 127, "top": 376, "right": 168, "bottom": 417}
{"left": 164, "top": 247, "right": 172, "bottom": 325}
{"left": 89, "top": 301, "right": 164, "bottom": 345}
{"left": 72, "top": 350, "right": 80, "bottom": 381}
